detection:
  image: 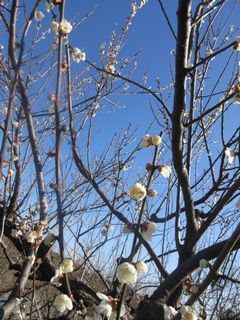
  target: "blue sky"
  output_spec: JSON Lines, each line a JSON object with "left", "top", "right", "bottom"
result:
{"left": 0, "top": 0, "right": 239, "bottom": 281}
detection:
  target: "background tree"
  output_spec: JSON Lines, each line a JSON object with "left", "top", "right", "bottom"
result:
{"left": 0, "top": 0, "right": 239, "bottom": 319}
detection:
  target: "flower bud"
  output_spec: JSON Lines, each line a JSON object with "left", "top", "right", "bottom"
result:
{"left": 116, "top": 262, "right": 138, "bottom": 284}
{"left": 147, "top": 189, "right": 157, "bottom": 197}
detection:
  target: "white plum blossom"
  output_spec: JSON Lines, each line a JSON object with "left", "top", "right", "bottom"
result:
{"left": 199, "top": 259, "right": 208, "bottom": 269}
{"left": 163, "top": 304, "right": 177, "bottom": 320}
{"left": 50, "top": 268, "right": 63, "bottom": 287}
{"left": 45, "top": 2, "right": 54, "bottom": 12}
{"left": 141, "top": 134, "right": 151, "bottom": 147}
{"left": 135, "top": 261, "right": 148, "bottom": 274}
{"left": 128, "top": 183, "right": 146, "bottom": 200}
{"left": 151, "top": 135, "right": 162, "bottom": 146}
{"left": 54, "top": 294, "right": 73, "bottom": 313}
{"left": 26, "top": 231, "right": 38, "bottom": 243}
{"left": 95, "top": 297, "right": 112, "bottom": 319}
{"left": 60, "top": 259, "right": 74, "bottom": 273}
{"left": 59, "top": 19, "right": 72, "bottom": 34}
{"left": 11, "top": 229, "right": 22, "bottom": 238}
{"left": 35, "top": 11, "right": 45, "bottom": 22}
{"left": 122, "top": 223, "right": 133, "bottom": 234}
{"left": 225, "top": 147, "right": 236, "bottom": 164}
{"left": 140, "top": 220, "right": 157, "bottom": 241}
{"left": 52, "top": 21, "right": 59, "bottom": 33}
{"left": 158, "top": 165, "right": 172, "bottom": 178}
{"left": 95, "top": 293, "right": 125, "bottom": 320}
{"left": 180, "top": 306, "right": 198, "bottom": 320}
{"left": 106, "top": 64, "right": 115, "bottom": 73}
{"left": 50, "top": 259, "right": 73, "bottom": 286}
{"left": 116, "top": 262, "right": 138, "bottom": 284}
{"left": 72, "top": 47, "right": 86, "bottom": 63}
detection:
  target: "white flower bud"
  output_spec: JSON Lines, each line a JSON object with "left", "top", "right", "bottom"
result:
{"left": 225, "top": 147, "right": 236, "bottom": 164}
{"left": 116, "top": 262, "right": 138, "bottom": 284}
{"left": 151, "top": 135, "right": 162, "bottom": 146}
{"left": 45, "top": 2, "right": 54, "bottom": 12}
{"left": 52, "top": 21, "right": 59, "bottom": 33}
{"left": 157, "top": 165, "right": 171, "bottom": 178}
{"left": 35, "top": 11, "right": 45, "bottom": 22}
{"left": 141, "top": 134, "right": 151, "bottom": 148}
{"left": 106, "top": 64, "right": 115, "bottom": 73}
{"left": 147, "top": 189, "right": 158, "bottom": 197}
{"left": 140, "top": 220, "right": 157, "bottom": 241}
{"left": 128, "top": 183, "right": 146, "bottom": 200}
{"left": 60, "top": 259, "right": 74, "bottom": 273}
{"left": 50, "top": 268, "right": 63, "bottom": 287}
{"left": 95, "top": 301, "right": 112, "bottom": 319}
{"left": 135, "top": 261, "right": 148, "bottom": 274}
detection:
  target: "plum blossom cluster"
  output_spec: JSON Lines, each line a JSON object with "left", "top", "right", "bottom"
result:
{"left": 50, "top": 258, "right": 74, "bottom": 287}
{"left": 52, "top": 19, "right": 72, "bottom": 35}
{"left": 140, "top": 220, "right": 157, "bottom": 241}
{"left": 105, "top": 63, "right": 115, "bottom": 74}
{"left": 141, "top": 133, "right": 162, "bottom": 147}
{"left": 11, "top": 218, "right": 48, "bottom": 244}
{"left": 163, "top": 305, "right": 198, "bottom": 320}
{"left": 72, "top": 47, "right": 86, "bottom": 63}
{"left": 145, "top": 162, "right": 171, "bottom": 178}
{"left": 122, "top": 219, "right": 157, "bottom": 241}
{"left": 45, "top": 2, "right": 55, "bottom": 12}
{"left": 116, "top": 261, "right": 148, "bottom": 284}
{"left": 85, "top": 292, "right": 125, "bottom": 320}
{"left": 157, "top": 164, "right": 172, "bottom": 178}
